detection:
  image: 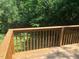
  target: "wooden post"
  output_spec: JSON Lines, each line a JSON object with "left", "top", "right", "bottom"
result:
{"left": 60, "top": 28, "right": 64, "bottom": 46}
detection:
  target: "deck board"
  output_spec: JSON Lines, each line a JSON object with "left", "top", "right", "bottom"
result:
{"left": 13, "top": 44, "right": 79, "bottom": 59}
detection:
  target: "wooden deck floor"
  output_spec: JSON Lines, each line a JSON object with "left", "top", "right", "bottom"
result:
{"left": 13, "top": 44, "right": 79, "bottom": 59}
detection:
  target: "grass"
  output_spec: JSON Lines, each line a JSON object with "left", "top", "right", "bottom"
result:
{"left": 0, "top": 34, "right": 4, "bottom": 44}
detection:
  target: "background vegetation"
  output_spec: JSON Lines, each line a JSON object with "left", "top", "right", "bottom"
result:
{"left": 0, "top": 0, "right": 79, "bottom": 33}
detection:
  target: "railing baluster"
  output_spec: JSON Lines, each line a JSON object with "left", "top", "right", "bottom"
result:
{"left": 60, "top": 28, "right": 64, "bottom": 46}
{"left": 76, "top": 30, "right": 79, "bottom": 43}
{"left": 38, "top": 31, "right": 39, "bottom": 48}
{"left": 20, "top": 33, "right": 21, "bottom": 51}
{"left": 15, "top": 33, "right": 18, "bottom": 52}
{"left": 30, "top": 32, "right": 32, "bottom": 50}
{"left": 69, "top": 31, "right": 72, "bottom": 44}
{"left": 45, "top": 30, "right": 47, "bottom": 48}
{"left": 33, "top": 32, "right": 36, "bottom": 49}
{"left": 52, "top": 30, "right": 54, "bottom": 46}
{"left": 36, "top": 31, "right": 39, "bottom": 49}
{"left": 74, "top": 30, "right": 77, "bottom": 43}
{"left": 51, "top": 30, "right": 53, "bottom": 47}
{"left": 26, "top": 33, "right": 29, "bottom": 50}
{"left": 42, "top": 30, "right": 44, "bottom": 48}
{"left": 24, "top": 33, "right": 26, "bottom": 51}
{"left": 72, "top": 29, "right": 74, "bottom": 44}
{"left": 77, "top": 29, "right": 79, "bottom": 43}
{"left": 53, "top": 30, "right": 55, "bottom": 46}
{"left": 39, "top": 30, "right": 41, "bottom": 48}
{"left": 50, "top": 30, "right": 52, "bottom": 47}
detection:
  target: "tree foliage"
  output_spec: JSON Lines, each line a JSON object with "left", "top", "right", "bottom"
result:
{"left": 0, "top": 0, "right": 79, "bottom": 33}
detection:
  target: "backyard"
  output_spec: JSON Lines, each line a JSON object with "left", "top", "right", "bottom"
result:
{"left": 0, "top": 0, "right": 79, "bottom": 59}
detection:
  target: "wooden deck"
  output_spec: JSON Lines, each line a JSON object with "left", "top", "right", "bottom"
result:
{"left": 1, "top": 25, "right": 79, "bottom": 59}
{"left": 12, "top": 44, "right": 79, "bottom": 59}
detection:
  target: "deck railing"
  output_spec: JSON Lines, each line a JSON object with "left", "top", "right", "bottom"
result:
{"left": 0, "top": 25, "right": 79, "bottom": 59}
{"left": 0, "top": 30, "right": 14, "bottom": 59}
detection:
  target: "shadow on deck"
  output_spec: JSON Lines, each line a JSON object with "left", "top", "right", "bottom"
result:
{"left": 13, "top": 44, "right": 79, "bottom": 59}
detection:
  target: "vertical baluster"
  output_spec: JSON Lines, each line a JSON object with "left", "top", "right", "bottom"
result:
{"left": 35, "top": 31, "right": 36, "bottom": 49}
{"left": 76, "top": 29, "right": 79, "bottom": 43}
{"left": 77, "top": 29, "right": 79, "bottom": 43}
{"left": 28, "top": 32, "right": 30, "bottom": 50}
{"left": 14, "top": 34, "right": 15, "bottom": 52}
{"left": 71, "top": 29, "right": 73, "bottom": 44}
{"left": 75, "top": 30, "right": 77, "bottom": 43}
{"left": 65, "top": 30, "right": 68, "bottom": 44}
{"left": 60, "top": 28, "right": 64, "bottom": 46}
{"left": 15, "top": 33, "right": 18, "bottom": 52}
{"left": 30, "top": 32, "right": 32, "bottom": 50}
{"left": 70, "top": 31, "right": 72, "bottom": 44}
{"left": 76, "top": 29, "right": 78, "bottom": 43}
{"left": 42, "top": 30, "right": 45, "bottom": 48}
{"left": 66, "top": 31, "right": 69, "bottom": 45}
{"left": 47, "top": 30, "right": 48, "bottom": 47}
{"left": 33, "top": 32, "right": 35, "bottom": 49}
{"left": 48, "top": 30, "right": 50, "bottom": 47}
{"left": 74, "top": 29, "right": 76, "bottom": 43}
{"left": 37, "top": 31, "right": 40, "bottom": 48}
{"left": 45, "top": 30, "right": 47, "bottom": 48}
{"left": 62, "top": 30, "right": 68, "bottom": 45}
{"left": 66, "top": 32, "right": 69, "bottom": 45}
{"left": 24, "top": 33, "right": 26, "bottom": 51}
{"left": 73, "top": 30, "right": 77, "bottom": 43}
{"left": 51, "top": 30, "right": 53, "bottom": 46}
{"left": 72, "top": 29, "right": 74, "bottom": 44}
{"left": 55, "top": 30, "right": 57, "bottom": 46}
{"left": 39, "top": 30, "right": 41, "bottom": 48}
{"left": 53, "top": 30, "right": 55, "bottom": 46}
{"left": 62, "top": 32, "right": 65, "bottom": 45}
{"left": 52, "top": 30, "right": 54, "bottom": 46}
{"left": 32, "top": 32, "right": 34, "bottom": 49}
{"left": 64, "top": 31, "right": 66, "bottom": 45}
{"left": 35, "top": 31, "right": 37, "bottom": 49}
{"left": 71, "top": 29, "right": 74, "bottom": 44}
{"left": 68, "top": 31, "right": 71, "bottom": 44}
{"left": 69, "top": 30, "right": 72, "bottom": 44}
{"left": 36, "top": 31, "right": 39, "bottom": 49}
{"left": 56, "top": 29, "right": 59, "bottom": 46}
{"left": 50, "top": 30, "right": 52, "bottom": 47}
{"left": 20, "top": 33, "right": 22, "bottom": 51}
{"left": 17, "top": 33, "right": 20, "bottom": 52}
{"left": 56, "top": 30, "right": 58, "bottom": 46}
{"left": 26, "top": 32, "right": 29, "bottom": 50}
{"left": 65, "top": 31, "right": 68, "bottom": 45}
{"left": 57, "top": 29, "right": 60, "bottom": 46}
{"left": 64, "top": 30, "right": 67, "bottom": 45}
{"left": 28, "top": 32, "right": 31, "bottom": 50}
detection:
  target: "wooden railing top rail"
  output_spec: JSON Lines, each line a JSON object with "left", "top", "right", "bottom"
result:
{"left": 13, "top": 25, "right": 79, "bottom": 32}
{"left": 0, "top": 29, "right": 14, "bottom": 59}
